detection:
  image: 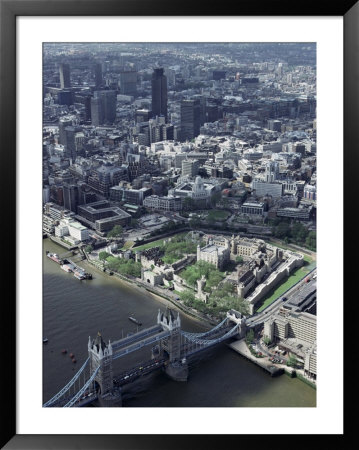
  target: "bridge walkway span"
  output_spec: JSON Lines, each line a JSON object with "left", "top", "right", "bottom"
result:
{"left": 113, "top": 330, "right": 170, "bottom": 360}
{"left": 111, "top": 325, "right": 163, "bottom": 350}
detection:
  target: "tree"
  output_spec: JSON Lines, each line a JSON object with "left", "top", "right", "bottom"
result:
{"left": 246, "top": 329, "right": 255, "bottom": 344}
{"left": 181, "top": 289, "right": 196, "bottom": 305}
{"left": 291, "top": 222, "right": 308, "bottom": 243}
{"left": 287, "top": 354, "right": 297, "bottom": 368}
{"left": 107, "top": 225, "right": 123, "bottom": 238}
{"left": 263, "top": 336, "right": 271, "bottom": 346}
{"left": 85, "top": 245, "right": 93, "bottom": 253}
{"left": 235, "top": 256, "right": 244, "bottom": 264}
{"left": 274, "top": 221, "right": 290, "bottom": 239}
{"left": 210, "top": 192, "right": 222, "bottom": 207}
{"left": 183, "top": 197, "right": 196, "bottom": 211}
{"left": 99, "top": 251, "right": 111, "bottom": 261}
{"left": 305, "top": 231, "right": 316, "bottom": 251}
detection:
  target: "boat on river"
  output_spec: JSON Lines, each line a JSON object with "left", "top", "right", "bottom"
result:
{"left": 128, "top": 316, "right": 142, "bottom": 326}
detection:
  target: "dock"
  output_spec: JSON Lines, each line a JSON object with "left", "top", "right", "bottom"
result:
{"left": 228, "top": 339, "right": 284, "bottom": 376}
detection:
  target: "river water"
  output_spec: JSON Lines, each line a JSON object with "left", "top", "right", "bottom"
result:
{"left": 43, "top": 239, "right": 316, "bottom": 407}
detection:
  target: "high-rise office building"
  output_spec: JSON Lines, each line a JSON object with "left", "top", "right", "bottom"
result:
{"left": 58, "top": 117, "right": 73, "bottom": 146}
{"left": 64, "top": 126, "right": 81, "bottom": 163}
{"left": 91, "top": 97, "right": 104, "bottom": 126}
{"left": 119, "top": 70, "right": 137, "bottom": 96}
{"left": 180, "top": 99, "right": 201, "bottom": 141}
{"left": 94, "top": 62, "right": 103, "bottom": 89}
{"left": 63, "top": 183, "right": 79, "bottom": 213}
{"left": 59, "top": 63, "right": 71, "bottom": 89}
{"left": 151, "top": 68, "right": 167, "bottom": 121}
{"left": 91, "top": 90, "right": 117, "bottom": 125}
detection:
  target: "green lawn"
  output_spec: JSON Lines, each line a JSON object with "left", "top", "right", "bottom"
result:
{"left": 206, "top": 210, "right": 231, "bottom": 221}
{"left": 132, "top": 232, "right": 187, "bottom": 253}
{"left": 121, "top": 240, "right": 135, "bottom": 250}
{"left": 255, "top": 266, "right": 311, "bottom": 313}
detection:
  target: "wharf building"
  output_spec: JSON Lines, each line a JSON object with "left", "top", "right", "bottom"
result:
{"left": 151, "top": 68, "right": 168, "bottom": 122}
{"left": 263, "top": 307, "right": 317, "bottom": 380}
{"left": 77, "top": 200, "right": 131, "bottom": 233}
{"left": 55, "top": 217, "right": 90, "bottom": 244}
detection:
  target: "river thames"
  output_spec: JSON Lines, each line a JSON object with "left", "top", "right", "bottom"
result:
{"left": 43, "top": 238, "right": 316, "bottom": 407}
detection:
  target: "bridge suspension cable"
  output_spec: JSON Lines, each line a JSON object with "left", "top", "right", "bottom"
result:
{"left": 43, "top": 357, "right": 90, "bottom": 407}
{"left": 63, "top": 366, "right": 100, "bottom": 408}
{"left": 184, "top": 323, "right": 240, "bottom": 346}
{"left": 181, "top": 317, "right": 228, "bottom": 339}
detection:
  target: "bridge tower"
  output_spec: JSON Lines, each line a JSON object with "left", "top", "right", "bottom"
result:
{"left": 157, "top": 308, "right": 188, "bottom": 381}
{"left": 88, "top": 332, "right": 121, "bottom": 406}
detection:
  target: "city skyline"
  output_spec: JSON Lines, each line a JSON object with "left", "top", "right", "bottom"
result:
{"left": 42, "top": 42, "right": 317, "bottom": 410}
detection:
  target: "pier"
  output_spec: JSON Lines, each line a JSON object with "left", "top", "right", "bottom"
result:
{"left": 228, "top": 339, "right": 284, "bottom": 376}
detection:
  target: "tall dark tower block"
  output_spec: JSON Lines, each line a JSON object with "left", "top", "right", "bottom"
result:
{"left": 94, "top": 63, "right": 103, "bottom": 89}
{"left": 180, "top": 99, "right": 201, "bottom": 141}
{"left": 151, "top": 68, "right": 167, "bottom": 122}
{"left": 59, "top": 63, "right": 71, "bottom": 89}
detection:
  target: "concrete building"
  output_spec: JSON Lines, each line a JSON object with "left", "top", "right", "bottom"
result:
{"left": 240, "top": 201, "right": 264, "bottom": 216}
{"left": 55, "top": 217, "right": 89, "bottom": 243}
{"left": 251, "top": 180, "right": 283, "bottom": 199}
{"left": 77, "top": 200, "right": 131, "bottom": 233}
{"left": 143, "top": 195, "right": 182, "bottom": 212}
{"left": 182, "top": 159, "right": 200, "bottom": 177}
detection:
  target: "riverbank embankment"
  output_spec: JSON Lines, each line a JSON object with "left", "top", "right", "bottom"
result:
{"left": 85, "top": 255, "right": 217, "bottom": 329}
{"left": 228, "top": 339, "right": 284, "bottom": 377}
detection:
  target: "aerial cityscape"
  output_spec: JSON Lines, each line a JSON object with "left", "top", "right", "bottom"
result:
{"left": 42, "top": 42, "right": 317, "bottom": 408}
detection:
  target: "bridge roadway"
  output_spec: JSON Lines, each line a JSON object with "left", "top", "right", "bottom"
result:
{"left": 113, "top": 357, "right": 166, "bottom": 387}
{"left": 65, "top": 358, "right": 168, "bottom": 407}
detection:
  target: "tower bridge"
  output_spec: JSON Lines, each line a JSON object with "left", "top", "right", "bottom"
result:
{"left": 43, "top": 308, "right": 246, "bottom": 408}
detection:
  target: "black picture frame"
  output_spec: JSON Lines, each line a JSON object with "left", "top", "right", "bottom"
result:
{"left": 1, "top": 0, "right": 357, "bottom": 448}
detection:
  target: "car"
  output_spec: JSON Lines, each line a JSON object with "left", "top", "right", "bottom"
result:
{"left": 282, "top": 297, "right": 287, "bottom": 302}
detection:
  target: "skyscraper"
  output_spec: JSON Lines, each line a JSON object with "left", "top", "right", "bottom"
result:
{"left": 59, "top": 63, "right": 71, "bottom": 88}
{"left": 91, "top": 97, "right": 103, "bottom": 126}
{"left": 91, "top": 90, "right": 117, "bottom": 125}
{"left": 180, "top": 99, "right": 201, "bottom": 141}
{"left": 94, "top": 62, "right": 103, "bottom": 89}
{"left": 151, "top": 68, "right": 167, "bottom": 121}
{"left": 119, "top": 70, "right": 137, "bottom": 96}
{"left": 63, "top": 183, "right": 79, "bottom": 213}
